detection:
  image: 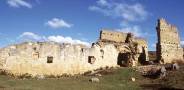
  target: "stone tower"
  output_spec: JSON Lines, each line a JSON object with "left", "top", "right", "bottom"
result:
{"left": 156, "top": 18, "right": 183, "bottom": 63}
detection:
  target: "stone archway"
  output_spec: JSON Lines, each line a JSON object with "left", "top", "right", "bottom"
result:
{"left": 117, "top": 53, "right": 129, "bottom": 67}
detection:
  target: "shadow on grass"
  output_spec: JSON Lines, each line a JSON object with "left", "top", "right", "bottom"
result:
{"left": 140, "top": 83, "right": 184, "bottom": 90}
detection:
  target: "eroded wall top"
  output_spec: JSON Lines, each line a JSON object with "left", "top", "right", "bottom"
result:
{"left": 99, "top": 29, "right": 128, "bottom": 43}
{"left": 156, "top": 18, "right": 183, "bottom": 63}
{"left": 157, "top": 18, "right": 180, "bottom": 45}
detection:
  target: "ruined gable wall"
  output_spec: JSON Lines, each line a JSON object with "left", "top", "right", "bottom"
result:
{"left": 134, "top": 38, "right": 147, "bottom": 48}
{"left": 0, "top": 42, "right": 119, "bottom": 76}
{"left": 156, "top": 18, "right": 183, "bottom": 63}
{"left": 100, "top": 30, "right": 127, "bottom": 43}
{"left": 99, "top": 30, "right": 149, "bottom": 65}
{"left": 134, "top": 38, "right": 149, "bottom": 61}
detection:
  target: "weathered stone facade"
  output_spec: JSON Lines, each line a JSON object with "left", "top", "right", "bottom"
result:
{"left": 99, "top": 30, "right": 127, "bottom": 43}
{"left": 0, "top": 29, "right": 149, "bottom": 76}
{"left": 98, "top": 30, "right": 149, "bottom": 66}
{"left": 99, "top": 30, "right": 148, "bottom": 48}
{"left": 156, "top": 18, "right": 183, "bottom": 63}
{"left": 0, "top": 42, "right": 119, "bottom": 76}
{"left": 3, "top": 18, "right": 184, "bottom": 76}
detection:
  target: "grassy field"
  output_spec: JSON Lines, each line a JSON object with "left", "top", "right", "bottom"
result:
{"left": 0, "top": 66, "right": 183, "bottom": 90}
{"left": 0, "top": 68, "right": 141, "bottom": 90}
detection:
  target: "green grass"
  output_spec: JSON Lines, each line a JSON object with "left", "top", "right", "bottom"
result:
{"left": 0, "top": 68, "right": 141, "bottom": 90}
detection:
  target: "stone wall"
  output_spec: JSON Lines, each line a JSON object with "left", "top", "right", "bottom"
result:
{"left": 134, "top": 38, "right": 149, "bottom": 62}
{"left": 99, "top": 30, "right": 127, "bottom": 43}
{"left": 156, "top": 18, "right": 183, "bottom": 63}
{"left": 135, "top": 38, "right": 147, "bottom": 48}
{"left": 98, "top": 30, "right": 149, "bottom": 66}
{"left": 0, "top": 42, "right": 119, "bottom": 76}
{"left": 0, "top": 29, "right": 150, "bottom": 76}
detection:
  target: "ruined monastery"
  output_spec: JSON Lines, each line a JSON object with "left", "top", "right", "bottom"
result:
{"left": 0, "top": 18, "right": 183, "bottom": 76}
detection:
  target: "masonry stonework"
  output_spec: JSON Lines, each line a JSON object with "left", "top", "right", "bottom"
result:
{"left": 156, "top": 18, "right": 183, "bottom": 63}
{"left": 0, "top": 42, "right": 119, "bottom": 76}
{"left": 1, "top": 18, "right": 182, "bottom": 77}
{"left": 98, "top": 29, "right": 149, "bottom": 66}
{"left": 0, "top": 29, "right": 149, "bottom": 76}
{"left": 99, "top": 30, "right": 127, "bottom": 43}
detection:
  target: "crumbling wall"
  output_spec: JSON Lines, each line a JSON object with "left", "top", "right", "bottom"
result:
{"left": 98, "top": 30, "right": 149, "bottom": 66}
{"left": 134, "top": 38, "right": 147, "bottom": 48}
{"left": 99, "top": 30, "right": 127, "bottom": 43}
{"left": 0, "top": 29, "right": 150, "bottom": 76}
{"left": 135, "top": 38, "right": 149, "bottom": 63}
{"left": 0, "top": 42, "right": 119, "bottom": 76}
{"left": 156, "top": 18, "right": 183, "bottom": 63}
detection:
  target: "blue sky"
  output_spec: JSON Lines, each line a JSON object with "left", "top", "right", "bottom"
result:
{"left": 0, "top": 0, "right": 184, "bottom": 51}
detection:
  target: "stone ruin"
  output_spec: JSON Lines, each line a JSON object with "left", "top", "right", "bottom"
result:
{"left": 0, "top": 18, "right": 183, "bottom": 77}
{"left": 0, "top": 30, "right": 149, "bottom": 76}
{"left": 156, "top": 18, "right": 184, "bottom": 64}
{"left": 0, "top": 42, "right": 119, "bottom": 76}
{"left": 137, "top": 18, "right": 184, "bottom": 78}
{"left": 97, "top": 30, "right": 149, "bottom": 66}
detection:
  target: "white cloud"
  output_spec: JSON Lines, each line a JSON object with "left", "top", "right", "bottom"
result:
{"left": 89, "top": 0, "right": 149, "bottom": 38}
{"left": 19, "top": 32, "right": 90, "bottom": 46}
{"left": 48, "top": 36, "right": 90, "bottom": 46}
{"left": 96, "top": 0, "right": 109, "bottom": 6}
{"left": 89, "top": 0, "right": 148, "bottom": 22}
{"left": 7, "top": 0, "right": 32, "bottom": 8}
{"left": 19, "top": 32, "right": 46, "bottom": 41}
{"left": 151, "top": 43, "right": 156, "bottom": 48}
{"left": 46, "top": 18, "right": 73, "bottom": 29}
{"left": 181, "top": 41, "right": 184, "bottom": 47}
{"left": 116, "top": 25, "right": 147, "bottom": 37}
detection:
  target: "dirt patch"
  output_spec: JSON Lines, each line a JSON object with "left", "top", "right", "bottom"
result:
{"left": 95, "top": 69, "right": 114, "bottom": 75}
{"left": 141, "top": 83, "right": 184, "bottom": 90}
{"left": 84, "top": 67, "right": 115, "bottom": 76}
{"left": 139, "top": 65, "right": 184, "bottom": 90}
{"left": 0, "top": 85, "right": 5, "bottom": 89}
